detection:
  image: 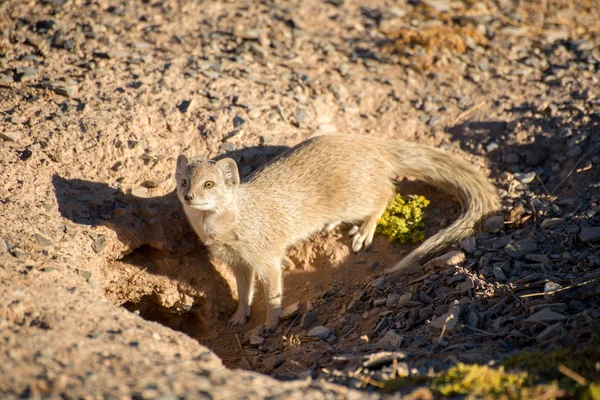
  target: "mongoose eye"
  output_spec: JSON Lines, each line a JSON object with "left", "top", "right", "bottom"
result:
{"left": 204, "top": 181, "right": 214, "bottom": 189}
{"left": 181, "top": 179, "right": 188, "bottom": 187}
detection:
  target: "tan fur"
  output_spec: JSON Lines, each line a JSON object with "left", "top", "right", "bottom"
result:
{"left": 175, "top": 134, "right": 500, "bottom": 331}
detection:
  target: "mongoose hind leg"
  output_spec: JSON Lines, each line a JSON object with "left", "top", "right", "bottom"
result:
{"left": 351, "top": 193, "right": 393, "bottom": 253}
{"left": 324, "top": 220, "right": 342, "bottom": 233}
{"left": 229, "top": 265, "right": 255, "bottom": 327}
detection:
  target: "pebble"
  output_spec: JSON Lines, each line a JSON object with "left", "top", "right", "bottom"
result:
{"left": 424, "top": 251, "right": 465, "bottom": 268}
{"left": 262, "top": 354, "right": 284, "bottom": 370}
{"left": 92, "top": 234, "right": 106, "bottom": 253}
{"left": 0, "top": 131, "right": 22, "bottom": 142}
{"left": 460, "top": 277, "right": 475, "bottom": 292}
{"left": 16, "top": 66, "right": 38, "bottom": 82}
{"left": 483, "top": 216, "right": 505, "bottom": 233}
{"left": 398, "top": 293, "right": 413, "bottom": 306}
{"left": 492, "top": 266, "right": 507, "bottom": 282}
{"left": 249, "top": 335, "right": 264, "bottom": 348}
{"left": 493, "top": 234, "right": 512, "bottom": 249}
{"left": 386, "top": 293, "right": 399, "bottom": 307}
{"left": 505, "top": 153, "right": 520, "bottom": 164}
{"left": 522, "top": 308, "right": 567, "bottom": 328}
{"left": 566, "top": 146, "right": 582, "bottom": 157}
{"left": 467, "top": 310, "right": 479, "bottom": 328}
{"left": 505, "top": 238, "right": 538, "bottom": 259}
{"left": 12, "top": 248, "right": 26, "bottom": 259}
{"left": 460, "top": 237, "right": 476, "bottom": 254}
{"left": 514, "top": 171, "right": 536, "bottom": 184}
{"left": 307, "top": 326, "right": 331, "bottom": 339}
{"left": 535, "top": 322, "right": 567, "bottom": 344}
{"left": 524, "top": 254, "right": 550, "bottom": 264}
{"left": 428, "top": 115, "right": 445, "bottom": 127}
{"left": 430, "top": 301, "right": 460, "bottom": 332}
{"left": 34, "top": 233, "right": 52, "bottom": 248}
{"left": 377, "top": 330, "right": 403, "bottom": 348}
{"left": 54, "top": 80, "right": 77, "bottom": 97}
{"left": 0, "top": 237, "right": 7, "bottom": 255}
{"left": 371, "top": 277, "right": 385, "bottom": 289}
{"left": 540, "top": 218, "right": 565, "bottom": 230}
{"left": 579, "top": 227, "right": 600, "bottom": 242}
{"left": 301, "top": 311, "right": 318, "bottom": 329}
{"left": 177, "top": 100, "right": 192, "bottom": 113}
{"left": 280, "top": 302, "right": 300, "bottom": 320}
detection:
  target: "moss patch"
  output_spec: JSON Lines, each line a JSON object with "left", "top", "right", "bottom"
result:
{"left": 376, "top": 194, "right": 429, "bottom": 244}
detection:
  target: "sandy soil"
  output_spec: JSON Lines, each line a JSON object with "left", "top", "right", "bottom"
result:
{"left": 1, "top": 0, "right": 599, "bottom": 398}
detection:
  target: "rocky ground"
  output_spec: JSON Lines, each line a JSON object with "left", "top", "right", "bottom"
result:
{"left": 1, "top": 0, "right": 599, "bottom": 398}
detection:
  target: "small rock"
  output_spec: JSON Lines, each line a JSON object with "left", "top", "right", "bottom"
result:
{"left": 428, "top": 115, "right": 445, "bottom": 127}
{"left": 460, "top": 237, "right": 477, "bottom": 254}
{"left": 34, "top": 233, "right": 52, "bottom": 248}
{"left": 301, "top": 311, "right": 318, "bottom": 329}
{"left": 566, "top": 146, "right": 582, "bottom": 157}
{"left": 16, "top": 66, "right": 38, "bottom": 82}
{"left": 540, "top": 218, "right": 565, "bottom": 230}
{"left": 483, "top": 216, "right": 505, "bottom": 233}
{"left": 424, "top": 251, "right": 465, "bottom": 268}
{"left": 375, "top": 317, "right": 389, "bottom": 334}
{"left": 371, "top": 277, "right": 385, "bottom": 289}
{"left": 233, "top": 115, "right": 245, "bottom": 128}
{"left": 249, "top": 335, "right": 264, "bottom": 348}
{"left": 535, "top": 322, "right": 567, "bottom": 344}
{"left": 430, "top": 301, "right": 460, "bottom": 332}
{"left": 544, "top": 281, "right": 562, "bottom": 300}
{"left": 467, "top": 310, "right": 479, "bottom": 328}
{"left": 54, "top": 80, "right": 77, "bottom": 97}
{"left": 493, "top": 266, "right": 507, "bottom": 282}
{"left": 522, "top": 308, "right": 567, "bottom": 328}
{"left": 262, "top": 354, "right": 284, "bottom": 370}
{"left": 0, "top": 131, "right": 22, "bottom": 142}
{"left": 386, "top": 293, "right": 399, "bottom": 307}
{"left": 291, "top": 108, "right": 307, "bottom": 125}
{"left": 12, "top": 248, "right": 27, "bottom": 259}
{"left": 92, "top": 234, "right": 106, "bottom": 253}
{"left": 505, "top": 238, "right": 538, "bottom": 259}
{"left": 460, "top": 277, "right": 475, "bottom": 292}
{"left": 524, "top": 254, "right": 550, "bottom": 264}
{"left": 493, "top": 234, "right": 513, "bottom": 249}
{"left": 0, "top": 237, "right": 7, "bottom": 255}
{"left": 239, "top": 358, "right": 252, "bottom": 370}
{"left": 579, "top": 227, "right": 600, "bottom": 242}
{"left": 307, "top": 326, "right": 331, "bottom": 339}
{"left": 177, "top": 99, "right": 193, "bottom": 113}
{"left": 514, "top": 171, "right": 536, "bottom": 184}
{"left": 79, "top": 269, "right": 92, "bottom": 281}
{"left": 398, "top": 293, "right": 413, "bottom": 306}
{"left": 280, "top": 302, "right": 300, "bottom": 320}
{"left": 377, "top": 330, "right": 403, "bottom": 348}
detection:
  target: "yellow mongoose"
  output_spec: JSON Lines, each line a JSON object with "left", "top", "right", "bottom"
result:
{"left": 175, "top": 134, "right": 500, "bottom": 332}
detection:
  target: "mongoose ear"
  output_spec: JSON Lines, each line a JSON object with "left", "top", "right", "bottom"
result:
{"left": 215, "top": 158, "right": 239, "bottom": 187}
{"left": 176, "top": 155, "right": 188, "bottom": 179}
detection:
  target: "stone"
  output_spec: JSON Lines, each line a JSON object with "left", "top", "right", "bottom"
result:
{"left": 493, "top": 235, "right": 512, "bottom": 249}
{"left": 177, "top": 99, "right": 193, "bottom": 113}
{"left": 34, "top": 234, "right": 52, "bottom": 248}
{"left": 424, "top": 251, "right": 465, "bottom": 268}
{"left": 233, "top": 115, "right": 245, "bottom": 128}
{"left": 522, "top": 308, "right": 567, "bottom": 328}
{"left": 92, "top": 234, "right": 107, "bottom": 253}
{"left": 525, "top": 254, "right": 550, "bottom": 264}
{"left": 0, "top": 237, "right": 7, "bottom": 255}
{"left": 460, "top": 277, "right": 475, "bottom": 292}
{"left": 307, "top": 326, "right": 331, "bottom": 339}
{"left": 386, "top": 293, "right": 399, "bottom": 307}
{"left": 280, "top": 302, "right": 300, "bottom": 320}
{"left": 16, "top": 66, "right": 38, "bottom": 82}
{"left": 430, "top": 301, "right": 460, "bottom": 332}
{"left": 0, "top": 131, "right": 22, "bottom": 142}
{"left": 540, "top": 218, "right": 565, "bottom": 230}
{"left": 514, "top": 171, "right": 536, "bottom": 184}
{"left": 375, "top": 317, "right": 389, "bottom": 334}
{"left": 492, "top": 266, "right": 507, "bottom": 282}
{"left": 371, "top": 277, "right": 385, "bottom": 289}
{"left": 377, "top": 330, "right": 403, "bottom": 348}
{"left": 398, "top": 293, "right": 412, "bottom": 306}
{"left": 505, "top": 238, "right": 538, "bottom": 259}
{"left": 249, "top": 335, "right": 264, "bottom": 348}
{"left": 579, "top": 227, "right": 600, "bottom": 242}
{"left": 535, "top": 323, "right": 567, "bottom": 344}
{"left": 505, "top": 153, "right": 520, "bottom": 164}
{"left": 301, "top": 311, "right": 318, "bottom": 329}
{"left": 262, "top": 354, "right": 284, "bottom": 370}
{"left": 467, "top": 310, "right": 479, "bottom": 328}
{"left": 54, "top": 80, "right": 77, "bottom": 97}
{"left": 483, "top": 216, "right": 505, "bottom": 233}
{"left": 460, "top": 237, "right": 477, "bottom": 254}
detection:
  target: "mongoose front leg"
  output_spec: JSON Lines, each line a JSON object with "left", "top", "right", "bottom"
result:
{"left": 260, "top": 260, "right": 283, "bottom": 333}
{"left": 229, "top": 265, "right": 255, "bottom": 327}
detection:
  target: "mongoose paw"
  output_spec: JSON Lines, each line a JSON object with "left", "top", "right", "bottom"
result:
{"left": 351, "top": 223, "right": 376, "bottom": 253}
{"left": 229, "top": 310, "right": 248, "bottom": 327}
{"left": 261, "top": 321, "right": 279, "bottom": 335}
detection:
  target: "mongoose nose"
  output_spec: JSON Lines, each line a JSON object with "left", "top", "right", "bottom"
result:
{"left": 184, "top": 194, "right": 194, "bottom": 201}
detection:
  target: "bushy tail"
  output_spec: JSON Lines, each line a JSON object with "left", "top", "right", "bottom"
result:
{"left": 385, "top": 142, "right": 501, "bottom": 274}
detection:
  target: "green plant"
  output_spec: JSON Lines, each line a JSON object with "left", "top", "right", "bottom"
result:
{"left": 376, "top": 194, "right": 430, "bottom": 243}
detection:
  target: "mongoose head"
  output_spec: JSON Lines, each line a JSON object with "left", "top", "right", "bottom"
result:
{"left": 175, "top": 155, "right": 239, "bottom": 212}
